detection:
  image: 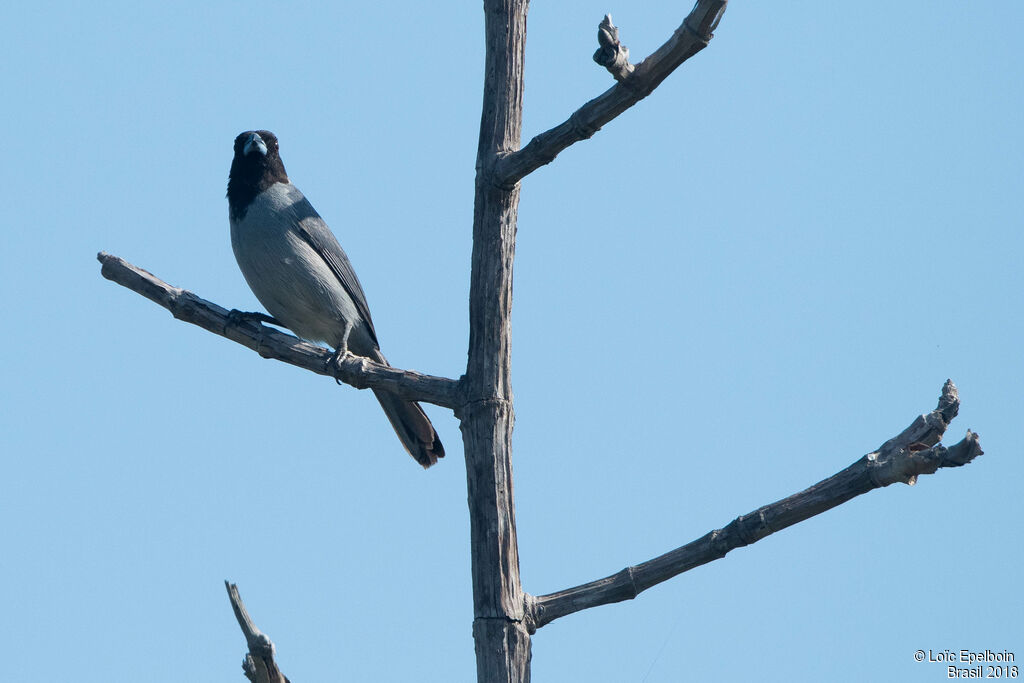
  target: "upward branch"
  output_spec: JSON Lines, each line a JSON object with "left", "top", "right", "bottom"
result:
{"left": 524, "top": 380, "right": 983, "bottom": 631}
{"left": 225, "top": 581, "right": 290, "bottom": 683}
{"left": 494, "top": 0, "right": 728, "bottom": 187}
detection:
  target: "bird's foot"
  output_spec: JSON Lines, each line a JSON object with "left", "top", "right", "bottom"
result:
{"left": 227, "top": 309, "right": 284, "bottom": 328}
{"left": 327, "top": 344, "right": 353, "bottom": 385}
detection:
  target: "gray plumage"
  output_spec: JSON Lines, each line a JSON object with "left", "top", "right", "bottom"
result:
{"left": 227, "top": 130, "right": 444, "bottom": 468}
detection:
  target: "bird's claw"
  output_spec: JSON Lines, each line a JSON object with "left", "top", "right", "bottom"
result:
{"left": 227, "top": 309, "right": 283, "bottom": 328}
{"left": 327, "top": 345, "right": 353, "bottom": 385}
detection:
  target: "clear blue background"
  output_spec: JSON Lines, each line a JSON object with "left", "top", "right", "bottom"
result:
{"left": 2, "top": 2, "right": 1021, "bottom": 681}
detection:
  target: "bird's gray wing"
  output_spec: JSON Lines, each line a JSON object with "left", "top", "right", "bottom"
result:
{"left": 283, "top": 185, "right": 379, "bottom": 346}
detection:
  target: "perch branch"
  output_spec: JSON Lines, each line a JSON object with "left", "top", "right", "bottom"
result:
{"left": 494, "top": 0, "right": 728, "bottom": 187}
{"left": 225, "top": 581, "right": 290, "bottom": 683}
{"left": 97, "top": 252, "right": 461, "bottom": 409}
{"left": 524, "top": 380, "right": 983, "bottom": 632}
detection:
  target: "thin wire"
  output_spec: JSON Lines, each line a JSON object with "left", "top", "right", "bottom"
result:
{"left": 639, "top": 604, "right": 686, "bottom": 683}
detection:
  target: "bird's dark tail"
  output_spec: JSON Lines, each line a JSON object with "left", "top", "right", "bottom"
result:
{"left": 369, "top": 349, "right": 444, "bottom": 468}
{"left": 372, "top": 389, "right": 445, "bottom": 468}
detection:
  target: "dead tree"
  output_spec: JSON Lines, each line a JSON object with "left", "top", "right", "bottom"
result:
{"left": 97, "top": 2, "right": 983, "bottom": 681}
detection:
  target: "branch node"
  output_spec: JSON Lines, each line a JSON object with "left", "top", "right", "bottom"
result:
{"left": 681, "top": 0, "right": 727, "bottom": 43}
{"left": 453, "top": 395, "right": 513, "bottom": 421}
{"left": 623, "top": 565, "right": 640, "bottom": 598}
{"left": 522, "top": 593, "right": 540, "bottom": 634}
{"left": 707, "top": 527, "right": 726, "bottom": 555}
{"left": 569, "top": 110, "right": 601, "bottom": 141}
{"left": 680, "top": 18, "right": 711, "bottom": 47}
{"left": 593, "top": 14, "right": 635, "bottom": 82}
{"left": 756, "top": 506, "right": 776, "bottom": 536}
{"left": 868, "top": 427, "right": 983, "bottom": 488}
{"left": 491, "top": 152, "right": 523, "bottom": 191}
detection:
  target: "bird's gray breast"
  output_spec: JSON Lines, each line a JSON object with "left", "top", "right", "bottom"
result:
{"left": 229, "top": 182, "right": 365, "bottom": 349}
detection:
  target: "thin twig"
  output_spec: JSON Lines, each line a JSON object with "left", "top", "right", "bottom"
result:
{"left": 524, "top": 380, "right": 983, "bottom": 632}
{"left": 494, "top": 0, "right": 728, "bottom": 187}
{"left": 97, "top": 252, "right": 462, "bottom": 409}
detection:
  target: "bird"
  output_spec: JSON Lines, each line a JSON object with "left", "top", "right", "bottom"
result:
{"left": 226, "top": 130, "right": 444, "bottom": 468}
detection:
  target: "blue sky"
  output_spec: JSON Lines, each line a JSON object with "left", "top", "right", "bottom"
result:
{"left": 2, "top": 2, "right": 1021, "bottom": 681}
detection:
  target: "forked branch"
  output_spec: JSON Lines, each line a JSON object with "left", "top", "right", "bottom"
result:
{"left": 524, "top": 380, "right": 983, "bottom": 631}
{"left": 225, "top": 581, "right": 290, "bottom": 683}
{"left": 96, "top": 252, "right": 461, "bottom": 409}
{"left": 494, "top": 0, "right": 728, "bottom": 187}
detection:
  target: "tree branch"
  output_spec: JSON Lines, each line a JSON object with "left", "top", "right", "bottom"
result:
{"left": 225, "top": 581, "right": 290, "bottom": 683}
{"left": 524, "top": 380, "right": 983, "bottom": 632}
{"left": 97, "top": 252, "right": 461, "bottom": 409}
{"left": 494, "top": 0, "right": 728, "bottom": 187}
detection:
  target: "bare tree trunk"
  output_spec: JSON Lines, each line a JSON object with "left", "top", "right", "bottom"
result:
{"left": 460, "top": 1, "right": 530, "bottom": 681}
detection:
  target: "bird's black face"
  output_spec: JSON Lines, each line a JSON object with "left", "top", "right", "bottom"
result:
{"left": 232, "top": 130, "right": 280, "bottom": 162}
{"left": 227, "top": 130, "right": 289, "bottom": 219}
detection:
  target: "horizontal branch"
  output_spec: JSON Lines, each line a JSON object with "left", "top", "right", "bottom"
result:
{"left": 494, "top": 0, "right": 728, "bottom": 187}
{"left": 225, "top": 581, "right": 290, "bottom": 683}
{"left": 97, "top": 252, "right": 461, "bottom": 410}
{"left": 525, "top": 380, "right": 983, "bottom": 631}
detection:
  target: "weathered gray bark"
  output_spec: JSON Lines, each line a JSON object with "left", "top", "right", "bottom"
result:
{"left": 225, "top": 582, "right": 290, "bottom": 683}
{"left": 460, "top": 1, "right": 531, "bottom": 679}
{"left": 494, "top": 0, "right": 729, "bottom": 187}
{"left": 96, "top": 2, "right": 988, "bottom": 681}
{"left": 96, "top": 252, "right": 460, "bottom": 409}
{"left": 524, "top": 381, "right": 982, "bottom": 631}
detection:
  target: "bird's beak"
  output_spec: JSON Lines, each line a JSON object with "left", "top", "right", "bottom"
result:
{"left": 243, "top": 133, "right": 268, "bottom": 157}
